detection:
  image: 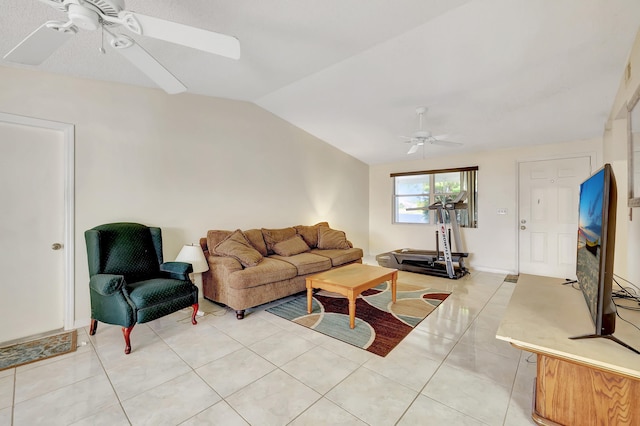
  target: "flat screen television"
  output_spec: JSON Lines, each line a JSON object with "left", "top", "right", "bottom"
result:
{"left": 571, "top": 163, "right": 638, "bottom": 354}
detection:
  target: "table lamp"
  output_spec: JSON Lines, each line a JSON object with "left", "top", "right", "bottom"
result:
{"left": 175, "top": 244, "right": 209, "bottom": 316}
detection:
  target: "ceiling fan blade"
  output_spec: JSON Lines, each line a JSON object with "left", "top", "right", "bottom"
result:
{"left": 119, "top": 12, "right": 241, "bottom": 60}
{"left": 431, "top": 139, "right": 463, "bottom": 147}
{"left": 407, "top": 144, "right": 419, "bottom": 155}
{"left": 36, "top": 0, "right": 68, "bottom": 12}
{"left": 3, "top": 21, "right": 76, "bottom": 65}
{"left": 432, "top": 134, "right": 451, "bottom": 140}
{"left": 107, "top": 32, "right": 187, "bottom": 94}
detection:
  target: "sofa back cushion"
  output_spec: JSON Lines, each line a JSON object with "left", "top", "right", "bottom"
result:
{"left": 214, "top": 229, "right": 263, "bottom": 267}
{"left": 294, "top": 222, "right": 329, "bottom": 248}
{"left": 261, "top": 227, "right": 297, "bottom": 254}
{"left": 272, "top": 235, "right": 310, "bottom": 257}
{"left": 317, "top": 226, "right": 352, "bottom": 250}
{"left": 207, "top": 230, "right": 232, "bottom": 253}
{"left": 242, "top": 229, "right": 269, "bottom": 257}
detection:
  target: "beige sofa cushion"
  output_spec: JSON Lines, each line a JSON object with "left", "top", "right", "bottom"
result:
{"left": 262, "top": 227, "right": 297, "bottom": 254}
{"left": 214, "top": 229, "right": 263, "bottom": 268}
{"left": 207, "top": 230, "right": 232, "bottom": 252}
{"left": 243, "top": 228, "right": 268, "bottom": 256}
{"left": 207, "top": 229, "right": 268, "bottom": 257}
{"left": 227, "top": 257, "right": 297, "bottom": 290}
{"left": 311, "top": 247, "right": 364, "bottom": 267}
{"left": 317, "top": 226, "right": 351, "bottom": 250}
{"left": 294, "top": 221, "right": 329, "bottom": 248}
{"left": 272, "top": 235, "right": 310, "bottom": 256}
{"left": 271, "top": 252, "right": 331, "bottom": 275}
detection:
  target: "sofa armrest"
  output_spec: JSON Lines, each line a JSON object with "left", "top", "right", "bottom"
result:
{"left": 89, "top": 274, "right": 126, "bottom": 296}
{"left": 199, "top": 237, "right": 209, "bottom": 257}
{"left": 160, "top": 261, "right": 193, "bottom": 280}
{"left": 201, "top": 255, "right": 242, "bottom": 302}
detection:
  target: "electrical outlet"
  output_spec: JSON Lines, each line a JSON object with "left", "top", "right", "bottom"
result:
{"left": 497, "top": 208, "right": 508, "bottom": 215}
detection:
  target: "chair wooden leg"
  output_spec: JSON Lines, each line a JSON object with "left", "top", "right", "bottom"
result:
{"left": 236, "top": 310, "right": 245, "bottom": 319}
{"left": 191, "top": 303, "right": 199, "bottom": 325}
{"left": 122, "top": 325, "right": 134, "bottom": 354}
{"left": 89, "top": 319, "right": 98, "bottom": 335}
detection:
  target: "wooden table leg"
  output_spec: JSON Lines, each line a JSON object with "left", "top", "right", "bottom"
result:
{"left": 391, "top": 271, "right": 397, "bottom": 303}
{"left": 348, "top": 290, "right": 356, "bottom": 329}
{"left": 306, "top": 280, "right": 313, "bottom": 314}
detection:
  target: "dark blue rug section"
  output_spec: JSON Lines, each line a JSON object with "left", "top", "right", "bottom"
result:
{"left": 0, "top": 330, "right": 77, "bottom": 370}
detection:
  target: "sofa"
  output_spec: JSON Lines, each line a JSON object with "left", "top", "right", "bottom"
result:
{"left": 199, "top": 223, "right": 363, "bottom": 319}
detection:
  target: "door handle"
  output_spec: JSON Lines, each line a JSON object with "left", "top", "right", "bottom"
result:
{"left": 51, "top": 243, "right": 63, "bottom": 250}
{"left": 520, "top": 226, "right": 526, "bottom": 230}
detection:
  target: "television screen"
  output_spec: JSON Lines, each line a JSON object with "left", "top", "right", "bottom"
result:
{"left": 575, "top": 164, "right": 616, "bottom": 336}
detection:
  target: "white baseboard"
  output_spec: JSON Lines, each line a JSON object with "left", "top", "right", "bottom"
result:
{"left": 470, "top": 265, "right": 517, "bottom": 275}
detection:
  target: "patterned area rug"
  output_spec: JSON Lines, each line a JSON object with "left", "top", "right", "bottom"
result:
{"left": 267, "top": 282, "right": 450, "bottom": 357}
{"left": 0, "top": 330, "right": 77, "bottom": 371}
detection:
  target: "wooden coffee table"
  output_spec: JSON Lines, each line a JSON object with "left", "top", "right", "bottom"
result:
{"left": 306, "top": 263, "right": 398, "bottom": 329}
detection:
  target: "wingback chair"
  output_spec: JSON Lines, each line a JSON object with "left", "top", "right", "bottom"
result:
{"left": 85, "top": 222, "right": 199, "bottom": 354}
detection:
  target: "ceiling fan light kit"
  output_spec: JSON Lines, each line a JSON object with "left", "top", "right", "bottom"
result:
{"left": 3, "top": 0, "right": 241, "bottom": 94}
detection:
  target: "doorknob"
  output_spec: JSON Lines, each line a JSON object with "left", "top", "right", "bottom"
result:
{"left": 51, "top": 243, "right": 63, "bottom": 250}
{"left": 520, "top": 226, "right": 526, "bottom": 230}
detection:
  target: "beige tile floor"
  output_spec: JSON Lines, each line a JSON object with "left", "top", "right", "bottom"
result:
{"left": 0, "top": 266, "right": 538, "bottom": 426}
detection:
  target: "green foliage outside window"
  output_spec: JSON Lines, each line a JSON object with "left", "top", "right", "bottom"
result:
{"left": 392, "top": 167, "right": 478, "bottom": 227}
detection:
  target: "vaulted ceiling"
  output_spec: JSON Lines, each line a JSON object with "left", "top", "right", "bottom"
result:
{"left": 2, "top": 0, "right": 639, "bottom": 164}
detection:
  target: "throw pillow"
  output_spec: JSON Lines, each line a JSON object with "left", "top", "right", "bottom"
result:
{"left": 272, "top": 235, "right": 310, "bottom": 256}
{"left": 261, "top": 227, "right": 297, "bottom": 254}
{"left": 242, "top": 228, "right": 269, "bottom": 257}
{"left": 294, "top": 222, "right": 330, "bottom": 248}
{"left": 214, "top": 229, "right": 263, "bottom": 267}
{"left": 317, "top": 226, "right": 351, "bottom": 250}
{"left": 207, "top": 229, "right": 232, "bottom": 253}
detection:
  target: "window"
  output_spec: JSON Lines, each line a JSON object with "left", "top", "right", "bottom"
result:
{"left": 392, "top": 166, "right": 478, "bottom": 227}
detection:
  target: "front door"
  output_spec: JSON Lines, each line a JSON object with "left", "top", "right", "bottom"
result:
{"left": 518, "top": 156, "right": 592, "bottom": 278}
{"left": 0, "top": 119, "right": 66, "bottom": 343}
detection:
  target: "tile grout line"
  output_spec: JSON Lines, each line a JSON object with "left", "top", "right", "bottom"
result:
{"left": 395, "top": 277, "right": 515, "bottom": 425}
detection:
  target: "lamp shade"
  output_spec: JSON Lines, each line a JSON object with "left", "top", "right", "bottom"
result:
{"left": 175, "top": 244, "right": 209, "bottom": 273}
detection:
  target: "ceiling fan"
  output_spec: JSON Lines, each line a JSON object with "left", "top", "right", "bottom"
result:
{"left": 3, "top": 0, "right": 241, "bottom": 94}
{"left": 401, "top": 106, "right": 462, "bottom": 154}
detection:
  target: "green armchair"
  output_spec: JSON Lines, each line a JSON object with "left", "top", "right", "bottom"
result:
{"left": 85, "top": 222, "right": 198, "bottom": 354}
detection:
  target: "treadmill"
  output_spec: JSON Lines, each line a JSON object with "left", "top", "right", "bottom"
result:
{"left": 376, "top": 191, "right": 470, "bottom": 279}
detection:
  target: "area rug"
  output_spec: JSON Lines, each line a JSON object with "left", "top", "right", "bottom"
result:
{"left": 267, "top": 282, "right": 450, "bottom": 357}
{"left": 504, "top": 274, "right": 519, "bottom": 283}
{"left": 0, "top": 330, "right": 77, "bottom": 371}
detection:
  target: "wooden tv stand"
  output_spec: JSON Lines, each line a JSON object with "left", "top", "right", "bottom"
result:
{"left": 496, "top": 274, "right": 640, "bottom": 425}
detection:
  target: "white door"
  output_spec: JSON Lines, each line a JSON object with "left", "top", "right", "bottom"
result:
{"left": 0, "top": 121, "right": 66, "bottom": 343}
{"left": 518, "top": 156, "right": 592, "bottom": 278}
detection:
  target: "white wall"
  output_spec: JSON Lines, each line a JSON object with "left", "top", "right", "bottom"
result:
{"left": 0, "top": 66, "right": 369, "bottom": 328}
{"left": 605, "top": 27, "right": 640, "bottom": 285}
{"left": 369, "top": 138, "right": 602, "bottom": 274}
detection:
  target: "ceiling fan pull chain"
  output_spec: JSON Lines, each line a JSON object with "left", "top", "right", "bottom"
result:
{"left": 99, "top": 26, "right": 106, "bottom": 54}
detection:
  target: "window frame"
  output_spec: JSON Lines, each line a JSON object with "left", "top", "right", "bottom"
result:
{"left": 391, "top": 166, "right": 478, "bottom": 227}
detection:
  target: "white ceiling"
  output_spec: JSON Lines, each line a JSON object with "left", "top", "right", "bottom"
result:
{"left": 2, "top": 0, "right": 639, "bottom": 164}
